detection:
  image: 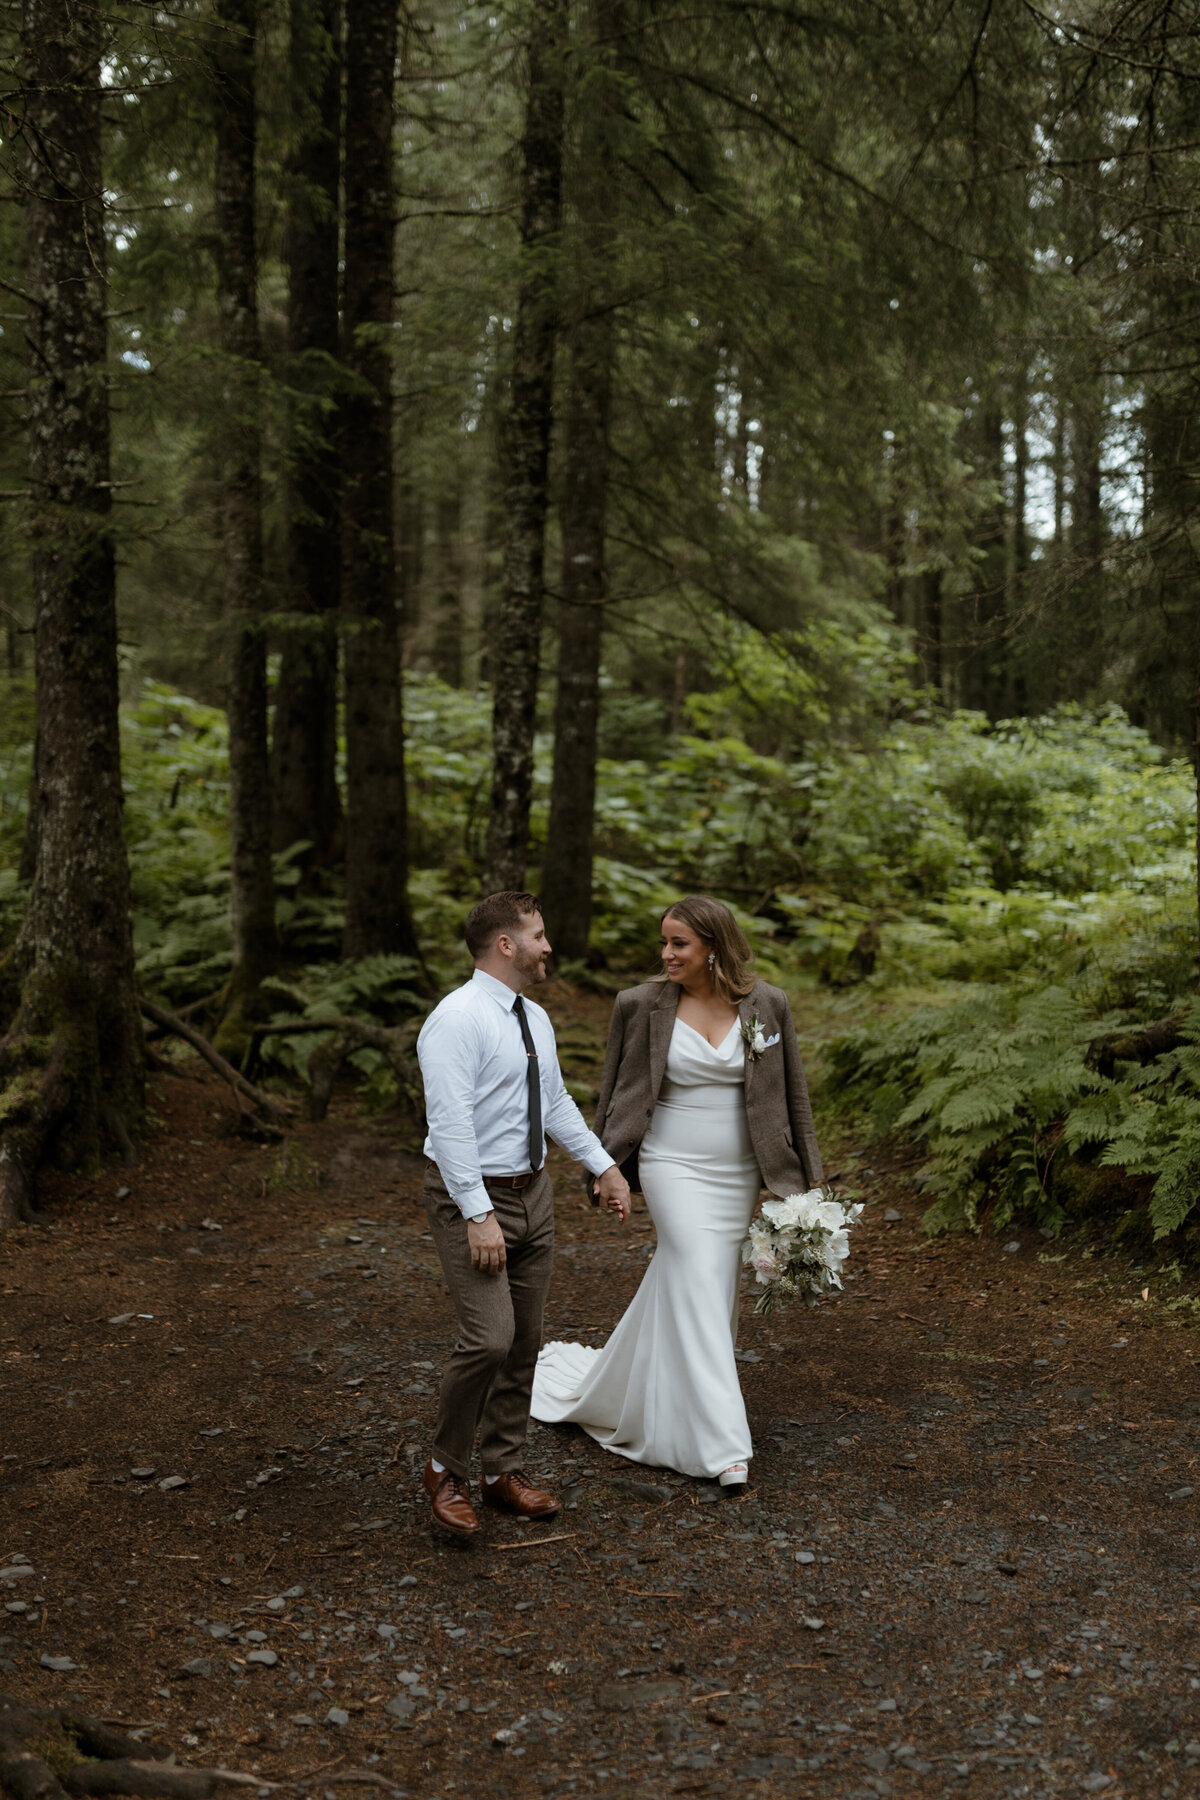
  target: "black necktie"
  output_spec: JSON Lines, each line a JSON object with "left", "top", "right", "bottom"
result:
{"left": 512, "top": 995, "right": 543, "bottom": 1172}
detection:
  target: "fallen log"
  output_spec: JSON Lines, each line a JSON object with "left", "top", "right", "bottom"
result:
{"left": 1084, "top": 1016, "right": 1185, "bottom": 1080}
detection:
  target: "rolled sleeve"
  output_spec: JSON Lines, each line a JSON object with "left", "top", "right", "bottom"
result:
{"left": 417, "top": 1006, "right": 494, "bottom": 1219}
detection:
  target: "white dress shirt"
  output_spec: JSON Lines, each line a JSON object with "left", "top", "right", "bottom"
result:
{"left": 417, "top": 968, "right": 616, "bottom": 1219}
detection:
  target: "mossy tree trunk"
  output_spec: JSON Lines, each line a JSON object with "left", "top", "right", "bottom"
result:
{"left": 541, "top": 0, "right": 621, "bottom": 960}
{"left": 485, "top": 0, "right": 567, "bottom": 891}
{"left": 341, "top": 0, "right": 419, "bottom": 959}
{"left": 271, "top": 0, "right": 343, "bottom": 876}
{"left": 1, "top": 0, "right": 143, "bottom": 1227}
{"left": 213, "top": 0, "right": 277, "bottom": 1009}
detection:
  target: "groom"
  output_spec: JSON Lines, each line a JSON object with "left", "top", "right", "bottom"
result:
{"left": 416, "top": 890, "right": 631, "bottom": 1538}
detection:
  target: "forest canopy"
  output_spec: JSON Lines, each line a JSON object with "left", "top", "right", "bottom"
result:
{"left": 1, "top": 0, "right": 1199, "bottom": 1240}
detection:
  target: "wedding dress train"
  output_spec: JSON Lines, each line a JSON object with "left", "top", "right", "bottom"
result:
{"left": 531, "top": 1018, "right": 762, "bottom": 1478}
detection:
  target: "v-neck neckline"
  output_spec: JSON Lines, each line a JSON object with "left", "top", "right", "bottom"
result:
{"left": 675, "top": 1015, "right": 741, "bottom": 1053}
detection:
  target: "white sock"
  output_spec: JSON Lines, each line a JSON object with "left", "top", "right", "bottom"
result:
{"left": 430, "top": 1457, "right": 445, "bottom": 1474}
{"left": 484, "top": 1473, "right": 500, "bottom": 1484}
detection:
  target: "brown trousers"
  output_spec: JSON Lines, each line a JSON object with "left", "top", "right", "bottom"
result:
{"left": 423, "top": 1161, "right": 555, "bottom": 1479}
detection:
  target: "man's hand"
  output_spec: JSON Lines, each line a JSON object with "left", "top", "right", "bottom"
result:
{"left": 467, "top": 1212, "right": 507, "bottom": 1273}
{"left": 595, "top": 1164, "right": 631, "bottom": 1224}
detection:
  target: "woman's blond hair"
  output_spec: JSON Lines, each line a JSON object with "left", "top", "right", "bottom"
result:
{"left": 658, "top": 895, "right": 755, "bottom": 1002}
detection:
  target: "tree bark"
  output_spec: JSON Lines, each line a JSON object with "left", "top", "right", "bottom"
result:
{"left": 1, "top": 0, "right": 143, "bottom": 1226}
{"left": 341, "top": 0, "right": 418, "bottom": 958}
{"left": 485, "top": 0, "right": 567, "bottom": 891}
{"left": 213, "top": 0, "right": 276, "bottom": 995}
{"left": 270, "top": 0, "right": 343, "bottom": 872}
{"left": 541, "top": 0, "right": 622, "bottom": 961}
{"left": 432, "top": 484, "right": 465, "bottom": 687}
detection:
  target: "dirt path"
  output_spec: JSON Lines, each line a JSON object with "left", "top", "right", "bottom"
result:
{"left": 2, "top": 997, "right": 1200, "bottom": 1800}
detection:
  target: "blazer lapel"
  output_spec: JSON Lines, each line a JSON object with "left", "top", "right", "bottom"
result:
{"left": 738, "top": 986, "right": 760, "bottom": 1096}
{"left": 649, "top": 983, "right": 679, "bottom": 1099}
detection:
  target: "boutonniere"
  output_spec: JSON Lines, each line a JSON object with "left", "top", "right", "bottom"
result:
{"left": 741, "top": 1013, "right": 768, "bottom": 1060}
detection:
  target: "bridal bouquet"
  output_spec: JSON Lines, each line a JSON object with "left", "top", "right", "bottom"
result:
{"left": 742, "top": 1188, "right": 864, "bottom": 1314}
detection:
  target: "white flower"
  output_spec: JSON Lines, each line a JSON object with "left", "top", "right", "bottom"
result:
{"left": 763, "top": 1190, "right": 824, "bottom": 1232}
{"left": 814, "top": 1198, "right": 847, "bottom": 1232}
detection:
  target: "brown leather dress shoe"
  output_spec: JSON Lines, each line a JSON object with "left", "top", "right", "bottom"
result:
{"left": 423, "top": 1460, "right": 481, "bottom": 1538}
{"left": 481, "top": 1470, "right": 559, "bottom": 1519}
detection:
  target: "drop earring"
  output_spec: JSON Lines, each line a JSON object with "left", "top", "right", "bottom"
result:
{"left": 707, "top": 953, "right": 715, "bottom": 970}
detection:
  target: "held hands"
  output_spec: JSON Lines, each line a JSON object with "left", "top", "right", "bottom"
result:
{"left": 595, "top": 1164, "right": 632, "bottom": 1224}
{"left": 467, "top": 1212, "right": 507, "bottom": 1274}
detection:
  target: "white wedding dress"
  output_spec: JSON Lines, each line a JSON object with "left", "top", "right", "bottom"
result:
{"left": 531, "top": 1018, "right": 762, "bottom": 1478}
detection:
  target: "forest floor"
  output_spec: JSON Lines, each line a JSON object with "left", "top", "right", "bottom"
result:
{"left": 2, "top": 983, "right": 1200, "bottom": 1800}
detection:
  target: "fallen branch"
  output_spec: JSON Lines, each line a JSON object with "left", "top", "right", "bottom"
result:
{"left": 301, "top": 1019, "right": 422, "bottom": 1124}
{"left": 492, "top": 1532, "right": 577, "bottom": 1552}
{"left": 137, "top": 997, "right": 292, "bottom": 1124}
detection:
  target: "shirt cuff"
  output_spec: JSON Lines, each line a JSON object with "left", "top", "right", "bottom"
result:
{"left": 584, "top": 1149, "right": 617, "bottom": 1178}
{"left": 453, "top": 1184, "right": 494, "bottom": 1220}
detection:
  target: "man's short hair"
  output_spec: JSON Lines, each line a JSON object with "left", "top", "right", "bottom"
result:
{"left": 465, "top": 890, "right": 542, "bottom": 959}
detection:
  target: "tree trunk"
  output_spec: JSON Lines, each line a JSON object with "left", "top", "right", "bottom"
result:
{"left": 1, "top": 0, "right": 143, "bottom": 1226}
{"left": 432, "top": 484, "right": 464, "bottom": 687}
{"left": 271, "top": 0, "right": 342, "bottom": 873}
{"left": 213, "top": 0, "right": 276, "bottom": 1000}
{"left": 484, "top": 0, "right": 567, "bottom": 891}
{"left": 540, "top": 314, "right": 614, "bottom": 959}
{"left": 541, "top": 0, "right": 621, "bottom": 961}
{"left": 341, "top": 0, "right": 418, "bottom": 958}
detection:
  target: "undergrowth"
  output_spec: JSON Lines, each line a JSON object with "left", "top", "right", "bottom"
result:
{"left": 2, "top": 669, "right": 1197, "bottom": 1240}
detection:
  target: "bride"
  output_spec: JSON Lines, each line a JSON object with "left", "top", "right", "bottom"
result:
{"left": 531, "top": 895, "right": 824, "bottom": 1488}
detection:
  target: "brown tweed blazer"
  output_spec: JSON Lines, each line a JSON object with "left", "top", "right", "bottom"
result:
{"left": 590, "top": 977, "right": 823, "bottom": 1199}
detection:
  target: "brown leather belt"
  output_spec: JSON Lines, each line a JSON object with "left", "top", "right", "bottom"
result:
{"left": 483, "top": 1171, "right": 537, "bottom": 1193}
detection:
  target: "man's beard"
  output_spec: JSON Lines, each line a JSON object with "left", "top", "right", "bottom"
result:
{"left": 513, "top": 946, "right": 548, "bottom": 985}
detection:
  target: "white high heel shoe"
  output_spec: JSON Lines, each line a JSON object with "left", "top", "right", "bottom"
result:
{"left": 718, "top": 1462, "right": 748, "bottom": 1489}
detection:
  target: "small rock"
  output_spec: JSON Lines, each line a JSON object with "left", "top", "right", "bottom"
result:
{"left": 1003, "top": 1240, "right": 1020, "bottom": 1254}
{"left": 267, "top": 1598, "right": 286, "bottom": 1611}
{"left": 115, "top": 1186, "right": 132, "bottom": 1200}
{"left": 1168, "top": 1486, "right": 1195, "bottom": 1502}
{"left": 131, "top": 1467, "right": 156, "bottom": 1480}
{"left": 40, "top": 1655, "right": 77, "bottom": 1672}
{"left": 385, "top": 1695, "right": 415, "bottom": 1722}
{"left": 108, "top": 1314, "right": 136, "bottom": 1326}
{"left": 877, "top": 1698, "right": 897, "bottom": 1712}
{"left": 159, "top": 1476, "right": 189, "bottom": 1492}
{"left": 179, "top": 1659, "right": 213, "bottom": 1678}
{"left": 247, "top": 1650, "right": 278, "bottom": 1667}
{"left": 883, "top": 1209, "right": 901, "bottom": 1223}
{"left": 1022, "top": 1666, "right": 1044, "bottom": 1681}
{"left": 208, "top": 1624, "right": 233, "bottom": 1640}
{"left": 325, "top": 1707, "right": 349, "bottom": 1728}
{"left": 200, "top": 1218, "right": 222, "bottom": 1231}
{"left": 795, "top": 1550, "right": 815, "bottom": 1565}
{"left": 5, "top": 1602, "right": 28, "bottom": 1614}
{"left": 397, "top": 1575, "right": 417, "bottom": 1589}
{"left": 1081, "top": 1777, "right": 1113, "bottom": 1794}
{"left": 802, "top": 1618, "right": 825, "bottom": 1632}
{"left": 864, "top": 1749, "right": 890, "bottom": 1771}
{"left": 289, "top": 1714, "right": 315, "bottom": 1728}
{"left": 0, "top": 1567, "right": 35, "bottom": 1583}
